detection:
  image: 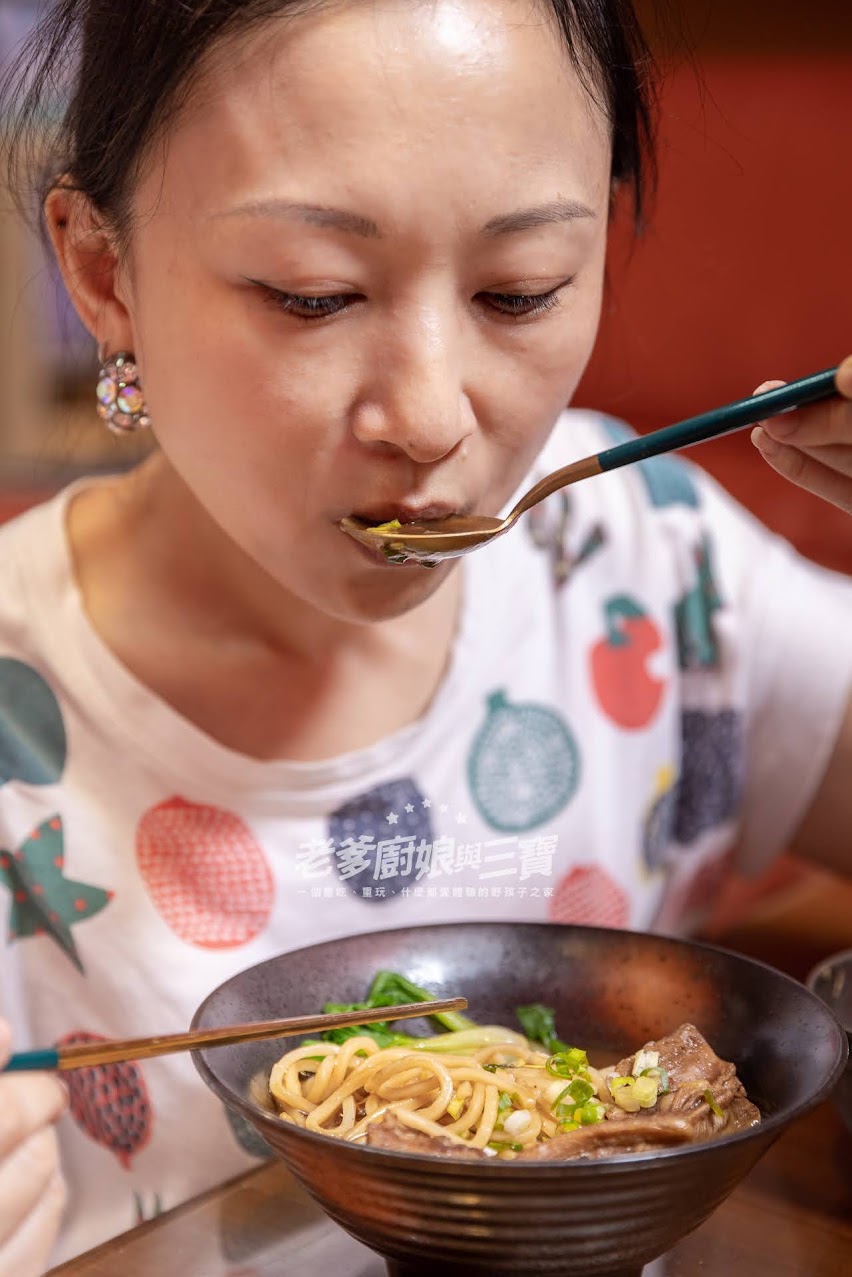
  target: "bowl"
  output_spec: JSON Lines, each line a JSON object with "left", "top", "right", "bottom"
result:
{"left": 806, "top": 947, "right": 852, "bottom": 1134}
{"left": 192, "top": 923, "right": 847, "bottom": 1277}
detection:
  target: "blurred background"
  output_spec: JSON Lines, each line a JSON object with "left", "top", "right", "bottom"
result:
{"left": 0, "top": 0, "right": 850, "bottom": 960}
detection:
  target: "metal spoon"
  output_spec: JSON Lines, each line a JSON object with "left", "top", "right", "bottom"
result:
{"left": 339, "top": 366, "right": 839, "bottom": 565}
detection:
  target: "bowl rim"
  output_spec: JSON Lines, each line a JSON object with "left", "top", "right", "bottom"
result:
{"left": 805, "top": 948, "right": 852, "bottom": 1035}
{"left": 191, "top": 920, "right": 849, "bottom": 1172}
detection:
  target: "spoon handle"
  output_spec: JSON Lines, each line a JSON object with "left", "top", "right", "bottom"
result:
{"left": 597, "top": 365, "right": 839, "bottom": 474}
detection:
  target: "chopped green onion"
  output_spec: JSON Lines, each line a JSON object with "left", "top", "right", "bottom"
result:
{"left": 446, "top": 1095, "right": 464, "bottom": 1120}
{"left": 704, "top": 1088, "right": 724, "bottom": 1118}
{"left": 497, "top": 1091, "right": 514, "bottom": 1112}
{"left": 632, "top": 1076, "right": 659, "bottom": 1109}
{"left": 641, "top": 1066, "right": 670, "bottom": 1095}
{"left": 567, "top": 1077, "right": 594, "bottom": 1105}
{"left": 558, "top": 1120, "right": 580, "bottom": 1134}
{"left": 545, "top": 1047, "right": 588, "bottom": 1078}
{"left": 579, "top": 1100, "right": 605, "bottom": 1125}
{"left": 487, "top": 1140, "right": 523, "bottom": 1153}
{"left": 610, "top": 1076, "right": 641, "bottom": 1113}
{"left": 632, "top": 1049, "right": 660, "bottom": 1077}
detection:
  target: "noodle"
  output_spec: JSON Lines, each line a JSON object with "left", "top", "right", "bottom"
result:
{"left": 263, "top": 1010, "right": 759, "bottom": 1159}
{"left": 268, "top": 1031, "right": 564, "bottom": 1155}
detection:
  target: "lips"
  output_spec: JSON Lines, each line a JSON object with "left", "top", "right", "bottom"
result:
{"left": 350, "top": 504, "right": 463, "bottom": 525}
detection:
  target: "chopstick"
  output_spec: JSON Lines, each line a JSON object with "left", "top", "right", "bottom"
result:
{"left": 2, "top": 997, "right": 468, "bottom": 1072}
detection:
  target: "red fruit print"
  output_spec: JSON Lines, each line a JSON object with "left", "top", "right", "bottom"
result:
{"left": 548, "top": 865, "right": 629, "bottom": 929}
{"left": 590, "top": 595, "right": 666, "bottom": 730}
{"left": 56, "top": 1032, "right": 152, "bottom": 1169}
{"left": 136, "top": 797, "right": 274, "bottom": 948}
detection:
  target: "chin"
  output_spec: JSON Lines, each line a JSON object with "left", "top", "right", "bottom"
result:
{"left": 336, "top": 556, "right": 458, "bottom": 624}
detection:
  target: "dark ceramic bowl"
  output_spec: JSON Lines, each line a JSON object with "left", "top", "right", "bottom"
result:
{"left": 806, "top": 948, "right": 852, "bottom": 1134}
{"left": 192, "top": 923, "right": 847, "bottom": 1277}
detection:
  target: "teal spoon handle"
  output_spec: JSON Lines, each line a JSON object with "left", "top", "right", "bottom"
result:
{"left": 597, "top": 366, "right": 839, "bottom": 473}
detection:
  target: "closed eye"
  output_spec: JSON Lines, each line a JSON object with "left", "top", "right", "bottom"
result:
{"left": 479, "top": 285, "right": 570, "bottom": 318}
{"left": 254, "top": 286, "right": 357, "bottom": 320}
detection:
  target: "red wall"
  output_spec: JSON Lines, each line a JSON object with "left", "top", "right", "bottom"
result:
{"left": 575, "top": 58, "right": 851, "bottom": 574}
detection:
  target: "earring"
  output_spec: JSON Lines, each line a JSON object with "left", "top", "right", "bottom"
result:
{"left": 96, "top": 351, "right": 151, "bottom": 434}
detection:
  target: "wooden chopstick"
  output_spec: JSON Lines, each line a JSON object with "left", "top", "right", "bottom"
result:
{"left": 2, "top": 997, "right": 468, "bottom": 1072}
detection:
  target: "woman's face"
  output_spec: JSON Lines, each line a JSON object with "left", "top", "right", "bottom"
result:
{"left": 120, "top": 0, "right": 612, "bottom": 621}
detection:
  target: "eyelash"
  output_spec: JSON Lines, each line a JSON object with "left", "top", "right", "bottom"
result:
{"left": 256, "top": 282, "right": 573, "bottom": 322}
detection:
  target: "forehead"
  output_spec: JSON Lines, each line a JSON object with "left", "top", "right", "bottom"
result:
{"left": 138, "top": 0, "right": 612, "bottom": 224}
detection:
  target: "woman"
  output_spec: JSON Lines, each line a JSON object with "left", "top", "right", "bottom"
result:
{"left": 0, "top": 0, "right": 849, "bottom": 1269}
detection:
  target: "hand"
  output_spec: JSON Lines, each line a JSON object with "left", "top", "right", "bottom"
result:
{"left": 751, "top": 354, "right": 852, "bottom": 514}
{"left": 0, "top": 1021, "right": 67, "bottom": 1277}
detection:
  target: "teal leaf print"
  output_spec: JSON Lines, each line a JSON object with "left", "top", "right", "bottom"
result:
{"left": 0, "top": 816, "right": 112, "bottom": 972}
{"left": 0, "top": 658, "right": 67, "bottom": 787}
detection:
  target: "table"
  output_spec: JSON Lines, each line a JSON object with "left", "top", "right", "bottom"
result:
{"left": 49, "top": 1102, "right": 851, "bottom": 1277}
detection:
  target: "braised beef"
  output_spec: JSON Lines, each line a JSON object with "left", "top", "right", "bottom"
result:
{"left": 365, "top": 1024, "right": 759, "bottom": 1161}
{"left": 367, "top": 1113, "right": 487, "bottom": 1158}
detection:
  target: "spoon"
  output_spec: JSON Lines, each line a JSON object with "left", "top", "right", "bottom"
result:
{"left": 1, "top": 997, "right": 467, "bottom": 1072}
{"left": 339, "top": 365, "right": 839, "bottom": 565}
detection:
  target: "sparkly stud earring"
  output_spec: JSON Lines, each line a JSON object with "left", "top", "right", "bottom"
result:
{"left": 96, "top": 351, "right": 151, "bottom": 434}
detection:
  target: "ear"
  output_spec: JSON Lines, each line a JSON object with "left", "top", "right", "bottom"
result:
{"left": 44, "top": 184, "right": 136, "bottom": 355}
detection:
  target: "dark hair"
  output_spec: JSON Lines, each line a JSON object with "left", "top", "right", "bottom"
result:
{"left": 4, "top": 0, "right": 657, "bottom": 237}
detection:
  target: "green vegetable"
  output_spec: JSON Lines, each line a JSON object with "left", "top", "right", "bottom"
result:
{"left": 579, "top": 1099, "right": 604, "bottom": 1125}
{"left": 497, "top": 1091, "right": 514, "bottom": 1112}
{"left": 545, "top": 1047, "right": 589, "bottom": 1078}
{"left": 641, "top": 1066, "right": 670, "bottom": 1095}
{"left": 317, "top": 970, "right": 477, "bottom": 1047}
{"left": 558, "top": 1120, "right": 580, "bottom": 1134}
{"left": 487, "top": 1140, "right": 524, "bottom": 1153}
{"left": 514, "top": 1004, "right": 569, "bottom": 1054}
{"left": 704, "top": 1088, "right": 724, "bottom": 1118}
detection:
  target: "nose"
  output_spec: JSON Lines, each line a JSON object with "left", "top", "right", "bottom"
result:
{"left": 350, "top": 302, "right": 476, "bottom": 464}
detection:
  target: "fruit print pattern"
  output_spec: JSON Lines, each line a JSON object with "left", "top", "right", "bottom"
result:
{"left": 671, "top": 710, "right": 743, "bottom": 845}
{"left": 136, "top": 797, "right": 274, "bottom": 948}
{"left": 0, "top": 658, "right": 67, "bottom": 787}
{"left": 590, "top": 596, "right": 667, "bottom": 730}
{"left": 642, "top": 765, "right": 679, "bottom": 872}
{"left": 674, "top": 536, "right": 724, "bottom": 671}
{"left": 0, "top": 815, "right": 112, "bottom": 973}
{"left": 467, "top": 691, "right": 581, "bottom": 832}
{"left": 547, "top": 864, "right": 629, "bottom": 928}
{"left": 526, "top": 491, "right": 606, "bottom": 589}
{"left": 56, "top": 1031, "right": 152, "bottom": 1169}
{"left": 597, "top": 417, "right": 700, "bottom": 509}
{"left": 329, "top": 778, "right": 433, "bottom": 900}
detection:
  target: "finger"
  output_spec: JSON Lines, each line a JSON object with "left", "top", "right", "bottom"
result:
{"left": 0, "top": 1167, "right": 66, "bottom": 1277}
{"left": 0, "top": 1021, "right": 11, "bottom": 1066}
{"left": 0, "top": 1075, "right": 68, "bottom": 1161}
{"left": 751, "top": 429, "right": 852, "bottom": 514}
{"left": 761, "top": 394, "right": 852, "bottom": 449}
{"left": 0, "top": 1127, "right": 62, "bottom": 1251}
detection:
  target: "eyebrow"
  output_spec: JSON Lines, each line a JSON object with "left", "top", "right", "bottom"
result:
{"left": 212, "top": 197, "right": 595, "bottom": 238}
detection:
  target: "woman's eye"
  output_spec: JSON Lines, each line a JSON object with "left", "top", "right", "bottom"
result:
{"left": 254, "top": 284, "right": 356, "bottom": 320}
{"left": 481, "top": 288, "right": 564, "bottom": 318}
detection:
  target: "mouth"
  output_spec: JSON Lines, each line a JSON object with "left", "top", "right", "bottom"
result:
{"left": 348, "top": 504, "right": 464, "bottom": 527}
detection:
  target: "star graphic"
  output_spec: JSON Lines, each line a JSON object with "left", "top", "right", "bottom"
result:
{"left": 439, "top": 803, "right": 449, "bottom": 814}
{"left": 386, "top": 811, "right": 399, "bottom": 825}
{"left": 421, "top": 798, "right": 432, "bottom": 809}
{"left": 404, "top": 803, "right": 414, "bottom": 814}
{"left": 0, "top": 815, "right": 112, "bottom": 973}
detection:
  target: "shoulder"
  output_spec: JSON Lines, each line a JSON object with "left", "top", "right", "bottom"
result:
{"left": 0, "top": 488, "right": 74, "bottom": 661}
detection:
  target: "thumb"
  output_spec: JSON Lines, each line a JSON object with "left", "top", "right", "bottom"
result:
{"left": 835, "top": 353, "right": 852, "bottom": 400}
{"left": 0, "top": 1019, "right": 11, "bottom": 1068}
